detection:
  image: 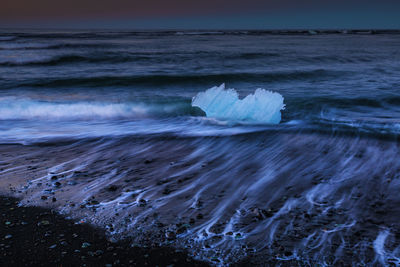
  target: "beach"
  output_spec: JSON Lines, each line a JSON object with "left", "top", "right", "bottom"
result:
{"left": 1, "top": 30, "right": 400, "bottom": 265}
{"left": 0, "top": 194, "right": 209, "bottom": 266}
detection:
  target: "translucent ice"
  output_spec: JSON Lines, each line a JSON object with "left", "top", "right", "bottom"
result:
{"left": 192, "top": 84, "right": 285, "bottom": 124}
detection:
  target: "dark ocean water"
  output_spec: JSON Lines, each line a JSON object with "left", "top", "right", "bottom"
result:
{"left": 1, "top": 30, "right": 400, "bottom": 265}
{"left": 1, "top": 30, "right": 399, "bottom": 141}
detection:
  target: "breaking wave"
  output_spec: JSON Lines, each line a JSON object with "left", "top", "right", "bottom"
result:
{"left": 192, "top": 84, "right": 285, "bottom": 124}
{"left": 0, "top": 98, "right": 204, "bottom": 120}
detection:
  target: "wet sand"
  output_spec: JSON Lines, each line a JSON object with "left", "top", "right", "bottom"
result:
{"left": 1, "top": 132, "right": 400, "bottom": 265}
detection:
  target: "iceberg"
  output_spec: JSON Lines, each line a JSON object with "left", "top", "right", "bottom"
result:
{"left": 191, "top": 84, "right": 285, "bottom": 124}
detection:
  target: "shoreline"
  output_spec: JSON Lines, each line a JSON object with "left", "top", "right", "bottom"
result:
{"left": 1, "top": 133, "right": 398, "bottom": 265}
{"left": 0, "top": 195, "right": 208, "bottom": 266}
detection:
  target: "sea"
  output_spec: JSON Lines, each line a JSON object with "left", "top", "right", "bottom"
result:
{"left": 0, "top": 29, "right": 400, "bottom": 265}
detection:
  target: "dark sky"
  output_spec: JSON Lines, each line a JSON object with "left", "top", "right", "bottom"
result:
{"left": 1, "top": 0, "right": 399, "bottom": 29}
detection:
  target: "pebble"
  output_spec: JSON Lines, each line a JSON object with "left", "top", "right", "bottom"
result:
{"left": 162, "top": 187, "right": 172, "bottom": 195}
{"left": 82, "top": 242, "right": 91, "bottom": 248}
{"left": 165, "top": 231, "right": 176, "bottom": 240}
{"left": 4, "top": 234, "right": 12, "bottom": 239}
{"left": 107, "top": 185, "right": 118, "bottom": 192}
{"left": 235, "top": 233, "right": 242, "bottom": 240}
{"left": 38, "top": 220, "right": 50, "bottom": 226}
{"left": 138, "top": 199, "right": 147, "bottom": 207}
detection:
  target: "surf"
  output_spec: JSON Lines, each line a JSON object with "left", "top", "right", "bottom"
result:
{"left": 0, "top": 98, "right": 204, "bottom": 120}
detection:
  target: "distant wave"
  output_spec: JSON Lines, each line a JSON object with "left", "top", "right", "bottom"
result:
{"left": 0, "top": 36, "right": 17, "bottom": 42}
{"left": 10, "top": 32, "right": 177, "bottom": 39}
{"left": 225, "top": 52, "right": 280, "bottom": 59}
{"left": 299, "top": 55, "right": 376, "bottom": 63}
{"left": 384, "top": 96, "right": 400, "bottom": 105}
{"left": 4, "top": 69, "right": 342, "bottom": 89}
{"left": 0, "top": 51, "right": 280, "bottom": 66}
{"left": 0, "top": 43, "right": 112, "bottom": 51}
{"left": 0, "top": 54, "right": 138, "bottom": 66}
{"left": 175, "top": 31, "right": 225, "bottom": 35}
{"left": 0, "top": 51, "right": 281, "bottom": 66}
{"left": 8, "top": 30, "right": 398, "bottom": 40}
{"left": 0, "top": 51, "right": 375, "bottom": 65}
{"left": 192, "top": 84, "right": 285, "bottom": 124}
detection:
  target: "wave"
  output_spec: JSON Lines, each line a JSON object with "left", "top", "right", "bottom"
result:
{"left": 0, "top": 42, "right": 112, "bottom": 51}
{"left": 5, "top": 30, "right": 399, "bottom": 39}
{"left": 175, "top": 31, "right": 225, "bottom": 35}
{"left": 192, "top": 84, "right": 285, "bottom": 124}
{"left": 10, "top": 32, "right": 112, "bottom": 39}
{"left": 0, "top": 36, "right": 17, "bottom": 41}
{"left": 225, "top": 52, "right": 281, "bottom": 60}
{"left": 10, "top": 31, "right": 178, "bottom": 39}
{"left": 0, "top": 55, "right": 90, "bottom": 66}
{"left": 0, "top": 51, "right": 372, "bottom": 66}
{"left": 0, "top": 52, "right": 283, "bottom": 67}
{"left": 4, "top": 69, "right": 342, "bottom": 89}
{"left": 298, "top": 55, "right": 376, "bottom": 64}
{"left": 0, "top": 54, "right": 137, "bottom": 66}
{"left": 0, "top": 98, "right": 204, "bottom": 120}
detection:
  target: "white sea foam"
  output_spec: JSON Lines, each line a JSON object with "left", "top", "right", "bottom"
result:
{"left": 0, "top": 98, "right": 188, "bottom": 120}
{"left": 0, "top": 100, "right": 135, "bottom": 120}
{"left": 192, "top": 84, "right": 285, "bottom": 124}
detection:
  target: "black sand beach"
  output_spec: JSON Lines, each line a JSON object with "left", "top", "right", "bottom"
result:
{"left": 0, "top": 195, "right": 208, "bottom": 266}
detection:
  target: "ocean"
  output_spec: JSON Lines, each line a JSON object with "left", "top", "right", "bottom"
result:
{"left": 1, "top": 29, "right": 400, "bottom": 265}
